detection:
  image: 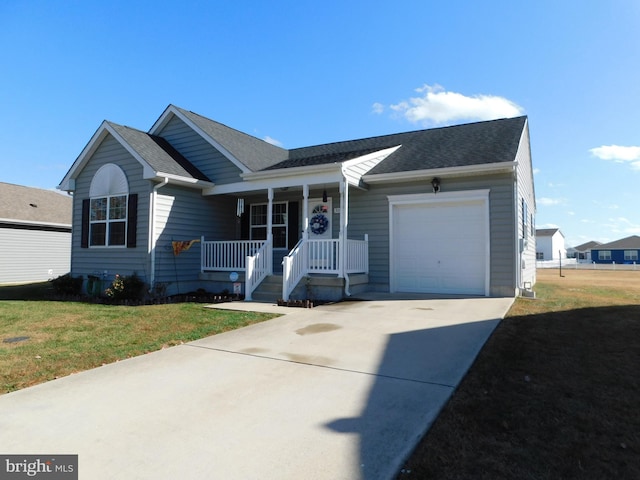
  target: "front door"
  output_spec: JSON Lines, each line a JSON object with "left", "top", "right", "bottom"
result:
{"left": 308, "top": 197, "right": 332, "bottom": 239}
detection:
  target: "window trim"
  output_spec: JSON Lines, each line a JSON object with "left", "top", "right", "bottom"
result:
{"left": 89, "top": 194, "right": 129, "bottom": 248}
{"left": 598, "top": 250, "right": 612, "bottom": 261}
{"left": 624, "top": 250, "right": 638, "bottom": 261}
{"left": 250, "top": 201, "right": 288, "bottom": 249}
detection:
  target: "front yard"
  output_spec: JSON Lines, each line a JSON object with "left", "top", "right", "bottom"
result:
{"left": 0, "top": 286, "right": 276, "bottom": 394}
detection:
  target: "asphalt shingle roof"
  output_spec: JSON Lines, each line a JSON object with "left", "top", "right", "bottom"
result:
{"left": 172, "top": 106, "right": 289, "bottom": 171}
{"left": 595, "top": 235, "right": 640, "bottom": 250}
{"left": 265, "top": 116, "right": 527, "bottom": 173}
{"left": 109, "top": 123, "right": 210, "bottom": 181}
{"left": 536, "top": 228, "right": 561, "bottom": 237}
{"left": 572, "top": 240, "right": 602, "bottom": 251}
{"left": 0, "top": 182, "right": 72, "bottom": 226}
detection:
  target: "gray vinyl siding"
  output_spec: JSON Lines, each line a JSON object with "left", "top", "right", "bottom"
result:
{"left": 515, "top": 124, "right": 537, "bottom": 289}
{"left": 348, "top": 173, "right": 516, "bottom": 296}
{"left": 70, "top": 134, "right": 152, "bottom": 288}
{"left": 153, "top": 184, "right": 237, "bottom": 295}
{"left": 156, "top": 116, "right": 244, "bottom": 184}
{"left": 0, "top": 227, "right": 71, "bottom": 283}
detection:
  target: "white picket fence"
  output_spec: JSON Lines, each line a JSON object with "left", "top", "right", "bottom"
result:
{"left": 536, "top": 258, "right": 640, "bottom": 270}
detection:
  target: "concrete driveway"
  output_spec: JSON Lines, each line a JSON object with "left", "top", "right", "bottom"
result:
{"left": 0, "top": 294, "right": 513, "bottom": 480}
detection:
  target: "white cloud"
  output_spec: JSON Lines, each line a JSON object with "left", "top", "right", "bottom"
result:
{"left": 590, "top": 145, "right": 640, "bottom": 170}
{"left": 537, "top": 197, "right": 563, "bottom": 206}
{"left": 371, "top": 102, "right": 385, "bottom": 114}
{"left": 532, "top": 168, "right": 541, "bottom": 175}
{"left": 385, "top": 84, "right": 524, "bottom": 126}
{"left": 264, "top": 136, "right": 283, "bottom": 147}
{"left": 603, "top": 217, "right": 640, "bottom": 235}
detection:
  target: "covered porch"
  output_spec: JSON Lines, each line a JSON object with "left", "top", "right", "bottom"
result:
{"left": 200, "top": 181, "right": 369, "bottom": 302}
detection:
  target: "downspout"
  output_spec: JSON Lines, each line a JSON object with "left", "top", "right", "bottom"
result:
{"left": 340, "top": 176, "right": 352, "bottom": 297}
{"left": 149, "top": 177, "right": 169, "bottom": 290}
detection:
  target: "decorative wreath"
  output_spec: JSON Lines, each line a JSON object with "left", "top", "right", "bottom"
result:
{"left": 310, "top": 214, "right": 329, "bottom": 235}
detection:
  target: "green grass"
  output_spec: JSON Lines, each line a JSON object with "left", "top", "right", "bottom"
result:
{"left": 0, "top": 284, "right": 277, "bottom": 394}
{"left": 398, "top": 269, "right": 640, "bottom": 479}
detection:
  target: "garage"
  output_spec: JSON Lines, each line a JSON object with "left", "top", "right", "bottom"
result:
{"left": 389, "top": 191, "right": 490, "bottom": 296}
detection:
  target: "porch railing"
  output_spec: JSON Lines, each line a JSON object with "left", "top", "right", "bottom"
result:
{"left": 282, "top": 239, "right": 308, "bottom": 302}
{"left": 245, "top": 239, "right": 273, "bottom": 301}
{"left": 282, "top": 235, "right": 369, "bottom": 301}
{"left": 346, "top": 234, "right": 369, "bottom": 273}
{"left": 201, "top": 238, "right": 266, "bottom": 272}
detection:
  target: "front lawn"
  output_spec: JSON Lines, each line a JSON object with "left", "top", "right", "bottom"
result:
{"left": 0, "top": 288, "right": 276, "bottom": 394}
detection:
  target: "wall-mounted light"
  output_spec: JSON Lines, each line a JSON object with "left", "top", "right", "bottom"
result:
{"left": 322, "top": 188, "right": 328, "bottom": 202}
{"left": 431, "top": 177, "right": 441, "bottom": 194}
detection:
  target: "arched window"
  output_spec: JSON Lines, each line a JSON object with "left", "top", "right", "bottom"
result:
{"left": 82, "top": 164, "right": 137, "bottom": 248}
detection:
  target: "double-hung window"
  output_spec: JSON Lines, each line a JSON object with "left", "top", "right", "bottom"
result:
{"left": 83, "top": 163, "right": 134, "bottom": 248}
{"left": 90, "top": 195, "right": 128, "bottom": 246}
{"left": 250, "top": 202, "right": 288, "bottom": 248}
{"left": 598, "top": 250, "right": 611, "bottom": 261}
{"left": 624, "top": 250, "right": 638, "bottom": 261}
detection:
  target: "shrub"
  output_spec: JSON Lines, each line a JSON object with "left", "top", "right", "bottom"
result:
{"left": 50, "top": 273, "right": 83, "bottom": 296}
{"left": 105, "top": 273, "right": 145, "bottom": 301}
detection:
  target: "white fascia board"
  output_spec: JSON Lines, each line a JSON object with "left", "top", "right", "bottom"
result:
{"left": 363, "top": 161, "right": 516, "bottom": 184}
{"left": 204, "top": 169, "right": 343, "bottom": 196}
{"left": 0, "top": 217, "right": 72, "bottom": 229}
{"left": 58, "top": 121, "right": 112, "bottom": 191}
{"left": 148, "top": 173, "right": 216, "bottom": 190}
{"left": 242, "top": 162, "right": 340, "bottom": 181}
{"left": 150, "top": 105, "right": 251, "bottom": 175}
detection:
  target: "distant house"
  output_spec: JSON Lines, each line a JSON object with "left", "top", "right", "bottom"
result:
{"left": 568, "top": 240, "right": 602, "bottom": 262}
{"left": 0, "top": 182, "right": 72, "bottom": 283}
{"left": 536, "top": 228, "right": 566, "bottom": 261}
{"left": 591, "top": 235, "right": 640, "bottom": 264}
{"left": 58, "top": 105, "right": 537, "bottom": 300}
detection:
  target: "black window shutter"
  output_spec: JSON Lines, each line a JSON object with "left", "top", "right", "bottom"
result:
{"left": 287, "top": 201, "right": 299, "bottom": 249}
{"left": 81, "top": 199, "right": 90, "bottom": 248}
{"left": 127, "top": 193, "right": 138, "bottom": 248}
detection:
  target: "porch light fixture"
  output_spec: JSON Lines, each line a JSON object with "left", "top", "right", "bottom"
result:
{"left": 431, "top": 177, "right": 441, "bottom": 193}
{"left": 322, "top": 188, "right": 328, "bottom": 202}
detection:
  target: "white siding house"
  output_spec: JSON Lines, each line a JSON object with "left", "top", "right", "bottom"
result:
{"left": 535, "top": 228, "right": 566, "bottom": 261}
{"left": 0, "top": 182, "right": 72, "bottom": 283}
{"left": 59, "top": 105, "right": 537, "bottom": 299}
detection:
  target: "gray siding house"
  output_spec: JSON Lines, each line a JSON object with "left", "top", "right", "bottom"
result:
{"left": 0, "top": 182, "right": 72, "bottom": 284}
{"left": 58, "top": 105, "right": 536, "bottom": 300}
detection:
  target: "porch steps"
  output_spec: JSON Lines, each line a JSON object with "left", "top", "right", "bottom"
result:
{"left": 249, "top": 274, "right": 282, "bottom": 303}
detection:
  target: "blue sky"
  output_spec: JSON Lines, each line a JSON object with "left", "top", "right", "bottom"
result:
{"left": 1, "top": 0, "right": 639, "bottom": 247}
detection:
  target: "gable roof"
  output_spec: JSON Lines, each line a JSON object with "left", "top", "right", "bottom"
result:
{"left": 264, "top": 116, "right": 527, "bottom": 174}
{"left": 572, "top": 240, "right": 602, "bottom": 251}
{"left": 536, "top": 228, "right": 563, "bottom": 237}
{"left": 59, "top": 121, "right": 211, "bottom": 191}
{"left": 152, "top": 105, "right": 288, "bottom": 172}
{"left": 594, "top": 235, "right": 640, "bottom": 250}
{"left": 60, "top": 106, "right": 530, "bottom": 193}
{"left": 108, "top": 123, "right": 209, "bottom": 181}
{"left": 0, "top": 182, "right": 72, "bottom": 227}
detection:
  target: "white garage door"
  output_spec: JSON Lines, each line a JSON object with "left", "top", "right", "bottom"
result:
{"left": 390, "top": 193, "right": 489, "bottom": 296}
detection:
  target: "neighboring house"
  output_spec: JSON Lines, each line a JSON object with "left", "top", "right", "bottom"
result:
{"left": 58, "top": 105, "right": 536, "bottom": 300}
{"left": 568, "top": 240, "right": 601, "bottom": 262}
{"left": 535, "top": 228, "right": 566, "bottom": 261}
{"left": 0, "top": 182, "right": 72, "bottom": 283}
{"left": 591, "top": 235, "right": 640, "bottom": 264}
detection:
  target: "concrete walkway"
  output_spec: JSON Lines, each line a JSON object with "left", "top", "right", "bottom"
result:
{"left": 0, "top": 294, "right": 513, "bottom": 480}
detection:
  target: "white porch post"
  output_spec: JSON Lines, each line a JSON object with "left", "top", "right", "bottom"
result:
{"left": 302, "top": 184, "right": 309, "bottom": 239}
{"left": 267, "top": 187, "right": 274, "bottom": 274}
{"left": 339, "top": 178, "right": 348, "bottom": 277}
{"left": 267, "top": 187, "right": 274, "bottom": 242}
